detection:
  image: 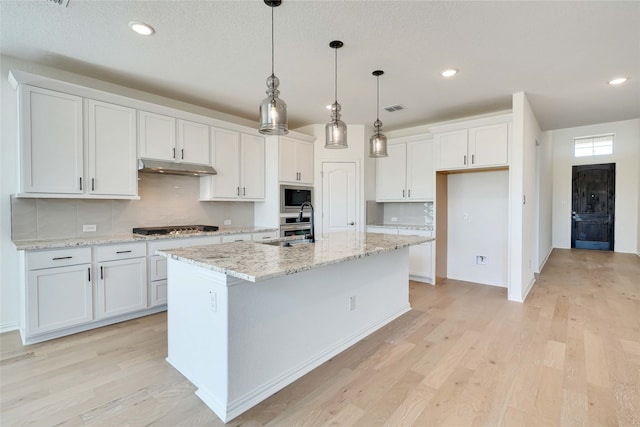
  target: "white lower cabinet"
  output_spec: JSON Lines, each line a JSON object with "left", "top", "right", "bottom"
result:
{"left": 367, "top": 227, "right": 434, "bottom": 284}
{"left": 95, "top": 242, "right": 147, "bottom": 319}
{"left": 252, "top": 230, "right": 278, "bottom": 240}
{"left": 221, "top": 233, "right": 251, "bottom": 243}
{"left": 147, "top": 236, "right": 221, "bottom": 307}
{"left": 26, "top": 247, "right": 93, "bottom": 336}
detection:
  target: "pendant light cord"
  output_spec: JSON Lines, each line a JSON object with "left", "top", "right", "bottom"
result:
{"left": 334, "top": 47, "right": 338, "bottom": 103}
{"left": 376, "top": 75, "right": 380, "bottom": 122}
{"left": 271, "top": 6, "right": 275, "bottom": 76}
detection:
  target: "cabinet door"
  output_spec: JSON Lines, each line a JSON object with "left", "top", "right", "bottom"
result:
{"left": 178, "top": 120, "right": 210, "bottom": 165}
{"left": 240, "top": 133, "right": 265, "bottom": 200}
{"left": 468, "top": 123, "right": 509, "bottom": 167}
{"left": 376, "top": 143, "right": 407, "bottom": 201}
{"left": 20, "top": 86, "right": 84, "bottom": 194}
{"left": 27, "top": 264, "right": 93, "bottom": 335}
{"left": 138, "top": 111, "right": 176, "bottom": 161}
{"left": 150, "top": 279, "right": 168, "bottom": 307}
{"left": 296, "top": 141, "right": 314, "bottom": 185}
{"left": 398, "top": 230, "right": 433, "bottom": 282}
{"left": 209, "top": 128, "right": 241, "bottom": 198}
{"left": 435, "top": 129, "right": 468, "bottom": 170}
{"left": 278, "top": 137, "right": 298, "bottom": 183}
{"left": 406, "top": 140, "right": 434, "bottom": 201}
{"left": 87, "top": 100, "right": 137, "bottom": 196}
{"left": 97, "top": 257, "right": 147, "bottom": 319}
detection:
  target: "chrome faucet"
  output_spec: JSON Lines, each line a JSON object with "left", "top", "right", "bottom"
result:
{"left": 298, "top": 201, "right": 315, "bottom": 242}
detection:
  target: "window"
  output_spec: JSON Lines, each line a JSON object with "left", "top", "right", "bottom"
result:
{"left": 574, "top": 134, "right": 614, "bottom": 157}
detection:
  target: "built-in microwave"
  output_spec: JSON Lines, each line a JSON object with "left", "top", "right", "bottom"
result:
{"left": 280, "top": 185, "right": 313, "bottom": 213}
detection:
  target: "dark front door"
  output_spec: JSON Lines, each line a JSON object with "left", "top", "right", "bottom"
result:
{"left": 571, "top": 163, "right": 615, "bottom": 250}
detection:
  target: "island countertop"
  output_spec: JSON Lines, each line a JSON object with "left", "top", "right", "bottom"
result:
{"left": 157, "top": 231, "right": 433, "bottom": 283}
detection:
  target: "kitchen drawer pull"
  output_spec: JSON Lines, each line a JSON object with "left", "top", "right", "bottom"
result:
{"left": 79, "top": 177, "right": 83, "bottom": 190}
{"left": 464, "top": 155, "right": 467, "bottom": 165}
{"left": 181, "top": 148, "right": 184, "bottom": 159}
{"left": 243, "top": 187, "right": 246, "bottom": 196}
{"left": 237, "top": 187, "right": 240, "bottom": 196}
{"left": 471, "top": 154, "right": 475, "bottom": 164}
{"left": 408, "top": 189, "right": 411, "bottom": 198}
{"left": 116, "top": 250, "right": 132, "bottom": 254}
{"left": 91, "top": 178, "right": 95, "bottom": 191}
{"left": 52, "top": 256, "right": 72, "bottom": 261}
{"left": 234, "top": 239, "right": 244, "bottom": 242}
{"left": 88, "top": 267, "right": 91, "bottom": 281}
{"left": 100, "top": 266, "right": 104, "bottom": 280}
{"left": 402, "top": 189, "right": 405, "bottom": 198}
{"left": 173, "top": 148, "right": 176, "bottom": 159}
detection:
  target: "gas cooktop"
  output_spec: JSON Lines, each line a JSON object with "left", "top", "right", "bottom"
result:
{"left": 132, "top": 225, "right": 219, "bottom": 236}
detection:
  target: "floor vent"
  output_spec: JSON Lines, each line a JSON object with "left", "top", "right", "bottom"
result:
{"left": 383, "top": 104, "right": 406, "bottom": 113}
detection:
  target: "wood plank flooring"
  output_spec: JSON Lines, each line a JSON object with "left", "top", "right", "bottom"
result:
{"left": 1, "top": 248, "right": 639, "bottom": 426}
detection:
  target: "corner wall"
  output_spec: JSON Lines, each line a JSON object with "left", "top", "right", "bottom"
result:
{"left": 551, "top": 118, "right": 640, "bottom": 254}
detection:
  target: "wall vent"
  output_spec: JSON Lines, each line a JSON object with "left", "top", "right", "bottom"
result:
{"left": 383, "top": 104, "right": 406, "bottom": 113}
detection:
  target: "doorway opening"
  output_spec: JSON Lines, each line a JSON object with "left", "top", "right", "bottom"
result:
{"left": 571, "top": 163, "right": 615, "bottom": 251}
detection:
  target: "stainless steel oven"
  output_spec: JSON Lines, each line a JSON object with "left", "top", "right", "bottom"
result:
{"left": 280, "top": 185, "right": 313, "bottom": 213}
{"left": 280, "top": 216, "right": 312, "bottom": 237}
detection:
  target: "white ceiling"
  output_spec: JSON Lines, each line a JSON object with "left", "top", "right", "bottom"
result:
{"left": 2, "top": 0, "right": 639, "bottom": 132}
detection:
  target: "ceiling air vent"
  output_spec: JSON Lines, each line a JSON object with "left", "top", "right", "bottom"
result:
{"left": 383, "top": 104, "right": 406, "bottom": 113}
{"left": 48, "top": 0, "right": 70, "bottom": 6}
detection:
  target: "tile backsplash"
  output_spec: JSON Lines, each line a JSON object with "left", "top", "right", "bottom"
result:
{"left": 366, "top": 201, "right": 434, "bottom": 226}
{"left": 11, "top": 173, "right": 255, "bottom": 240}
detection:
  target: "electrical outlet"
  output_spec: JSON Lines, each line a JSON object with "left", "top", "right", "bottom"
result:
{"left": 82, "top": 224, "right": 97, "bottom": 232}
{"left": 224, "top": 219, "right": 232, "bottom": 226}
{"left": 349, "top": 295, "right": 356, "bottom": 311}
{"left": 463, "top": 212, "right": 470, "bottom": 220}
{"left": 476, "top": 255, "right": 488, "bottom": 265}
{"left": 391, "top": 217, "right": 398, "bottom": 222}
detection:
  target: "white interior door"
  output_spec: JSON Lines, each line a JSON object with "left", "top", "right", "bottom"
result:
{"left": 322, "top": 162, "right": 357, "bottom": 234}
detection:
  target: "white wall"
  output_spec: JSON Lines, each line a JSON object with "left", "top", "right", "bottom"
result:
{"left": 551, "top": 119, "right": 640, "bottom": 254}
{"left": 537, "top": 131, "right": 554, "bottom": 271}
{"left": 447, "top": 171, "right": 509, "bottom": 287}
{"left": 297, "top": 124, "right": 366, "bottom": 236}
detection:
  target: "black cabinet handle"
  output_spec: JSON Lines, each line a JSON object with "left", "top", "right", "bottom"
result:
{"left": 100, "top": 266, "right": 104, "bottom": 280}
{"left": 472, "top": 154, "right": 475, "bottom": 165}
{"left": 88, "top": 267, "right": 91, "bottom": 281}
{"left": 79, "top": 177, "right": 83, "bottom": 190}
{"left": 464, "top": 155, "right": 467, "bottom": 165}
{"left": 91, "top": 178, "right": 95, "bottom": 191}
{"left": 52, "top": 256, "right": 72, "bottom": 261}
{"left": 173, "top": 148, "right": 176, "bottom": 159}
{"left": 181, "top": 148, "right": 184, "bottom": 159}
{"left": 116, "top": 250, "right": 132, "bottom": 254}
{"left": 243, "top": 187, "right": 246, "bottom": 196}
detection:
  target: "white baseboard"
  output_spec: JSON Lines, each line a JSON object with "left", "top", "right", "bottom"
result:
{"left": 537, "top": 247, "right": 553, "bottom": 273}
{"left": 0, "top": 321, "right": 19, "bottom": 334}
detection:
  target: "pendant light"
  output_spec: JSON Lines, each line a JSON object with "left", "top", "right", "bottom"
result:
{"left": 325, "top": 40, "right": 348, "bottom": 149}
{"left": 259, "top": 0, "right": 288, "bottom": 135}
{"left": 369, "top": 70, "right": 388, "bottom": 157}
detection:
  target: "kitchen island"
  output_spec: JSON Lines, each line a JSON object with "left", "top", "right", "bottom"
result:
{"left": 158, "top": 231, "right": 432, "bottom": 422}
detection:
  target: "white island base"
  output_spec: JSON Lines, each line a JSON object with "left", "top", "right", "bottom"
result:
{"left": 166, "top": 247, "right": 410, "bottom": 422}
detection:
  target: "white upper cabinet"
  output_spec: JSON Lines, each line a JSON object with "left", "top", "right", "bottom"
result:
{"left": 279, "top": 136, "right": 314, "bottom": 185}
{"left": 87, "top": 100, "right": 137, "bottom": 196}
{"left": 17, "top": 85, "right": 137, "bottom": 198}
{"left": 201, "top": 128, "right": 265, "bottom": 201}
{"left": 139, "top": 112, "right": 211, "bottom": 167}
{"left": 177, "top": 119, "right": 210, "bottom": 165}
{"left": 19, "top": 85, "right": 84, "bottom": 194}
{"left": 138, "top": 111, "right": 177, "bottom": 161}
{"left": 376, "top": 139, "right": 434, "bottom": 202}
{"left": 433, "top": 120, "right": 510, "bottom": 171}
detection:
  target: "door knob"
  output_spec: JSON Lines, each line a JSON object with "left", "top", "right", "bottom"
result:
{"left": 348, "top": 222, "right": 355, "bottom": 226}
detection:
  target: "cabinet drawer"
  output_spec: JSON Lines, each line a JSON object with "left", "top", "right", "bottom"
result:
{"left": 27, "top": 247, "right": 92, "bottom": 270}
{"left": 252, "top": 231, "right": 278, "bottom": 240}
{"left": 221, "top": 234, "right": 251, "bottom": 243}
{"left": 367, "top": 227, "right": 400, "bottom": 235}
{"left": 147, "top": 236, "right": 221, "bottom": 254}
{"left": 96, "top": 242, "right": 146, "bottom": 262}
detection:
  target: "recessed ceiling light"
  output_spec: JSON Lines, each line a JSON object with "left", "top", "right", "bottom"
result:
{"left": 441, "top": 68, "right": 458, "bottom": 78}
{"left": 129, "top": 21, "right": 155, "bottom": 36}
{"left": 608, "top": 77, "right": 628, "bottom": 85}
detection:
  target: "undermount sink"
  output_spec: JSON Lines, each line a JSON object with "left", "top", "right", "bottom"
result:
{"left": 261, "top": 238, "right": 314, "bottom": 247}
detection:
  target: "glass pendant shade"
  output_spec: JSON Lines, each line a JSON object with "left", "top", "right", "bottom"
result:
{"left": 325, "top": 40, "right": 348, "bottom": 149}
{"left": 259, "top": 0, "right": 288, "bottom": 135}
{"left": 259, "top": 74, "right": 288, "bottom": 135}
{"left": 369, "top": 120, "right": 388, "bottom": 157}
{"left": 369, "top": 70, "right": 388, "bottom": 157}
{"left": 325, "top": 102, "right": 348, "bottom": 148}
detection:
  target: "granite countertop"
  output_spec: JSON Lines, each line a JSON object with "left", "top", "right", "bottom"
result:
{"left": 12, "top": 226, "right": 279, "bottom": 251}
{"left": 367, "top": 224, "right": 434, "bottom": 231}
{"left": 158, "top": 231, "right": 434, "bottom": 283}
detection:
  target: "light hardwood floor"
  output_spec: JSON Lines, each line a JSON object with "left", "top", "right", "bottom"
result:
{"left": 1, "top": 249, "right": 639, "bottom": 426}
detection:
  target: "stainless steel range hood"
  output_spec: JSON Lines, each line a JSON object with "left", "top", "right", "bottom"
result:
{"left": 137, "top": 159, "right": 217, "bottom": 177}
